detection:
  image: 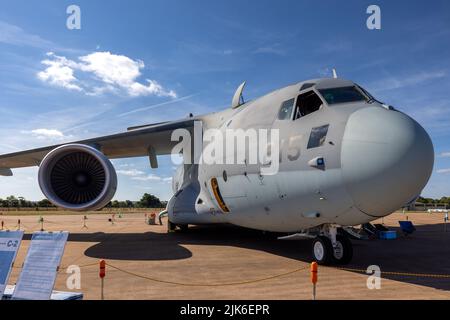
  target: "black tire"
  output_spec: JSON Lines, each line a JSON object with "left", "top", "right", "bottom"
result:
{"left": 332, "top": 234, "right": 353, "bottom": 265}
{"left": 167, "top": 220, "right": 177, "bottom": 233}
{"left": 311, "top": 236, "right": 334, "bottom": 265}
{"left": 178, "top": 224, "right": 189, "bottom": 232}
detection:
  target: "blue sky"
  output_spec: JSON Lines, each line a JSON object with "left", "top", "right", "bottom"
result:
{"left": 0, "top": 0, "right": 449, "bottom": 201}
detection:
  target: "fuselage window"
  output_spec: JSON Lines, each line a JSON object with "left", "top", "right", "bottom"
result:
{"left": 277, "top": 98, "right": 295, "bottom": 120}
{"left": 307, "top": 125, "right": 329, "bottom": 149}
{"left": 294, "top": 91, "right": 323, "bottom": 120}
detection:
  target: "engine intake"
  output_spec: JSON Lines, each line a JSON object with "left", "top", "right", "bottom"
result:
{"left": 38, "top": 144, "right": 117, "bottom": 211}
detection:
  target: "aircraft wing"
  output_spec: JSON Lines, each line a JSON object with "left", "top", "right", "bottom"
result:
{"left": 0, "top": 118, "right": 195, "bottom": 172}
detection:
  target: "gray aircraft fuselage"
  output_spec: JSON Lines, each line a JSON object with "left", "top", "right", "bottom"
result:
{"left": 168, "top": 78, "right": 434, "bottom": 233}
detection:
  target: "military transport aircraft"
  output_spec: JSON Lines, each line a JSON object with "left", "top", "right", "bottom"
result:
{"left": 0, "top": 78, "right": 434, "bottom": 265}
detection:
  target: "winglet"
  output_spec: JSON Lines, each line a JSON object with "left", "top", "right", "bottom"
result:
{"left": 0, "top": 168, "right": 13, "bottom": 176}
{"left": 231, "top": 81, "right": 246, "bottom": 109}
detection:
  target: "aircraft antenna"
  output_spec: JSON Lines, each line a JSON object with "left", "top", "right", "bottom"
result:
{"left": 332, "top": 68, "right": 338, "bottom": 79}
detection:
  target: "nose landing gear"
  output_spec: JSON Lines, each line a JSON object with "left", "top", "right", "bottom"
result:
{"left": 168, "top": 220, "right": 189, "bottom": 233}
{"left": 311, "top": 225, "right": 353, "bottom": 265}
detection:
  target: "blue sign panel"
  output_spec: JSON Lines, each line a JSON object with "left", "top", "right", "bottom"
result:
{"left": 0, "top": 231, "right": 24, "bottom": 296}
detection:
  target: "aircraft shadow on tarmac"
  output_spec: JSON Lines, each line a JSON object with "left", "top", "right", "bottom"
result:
{"left": 37, "top": 222, "right": 450, "bottom": 292}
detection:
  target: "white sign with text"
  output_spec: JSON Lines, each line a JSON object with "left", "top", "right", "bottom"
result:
{"left": 12, "top": 232, "right": 68, "bottom": 300}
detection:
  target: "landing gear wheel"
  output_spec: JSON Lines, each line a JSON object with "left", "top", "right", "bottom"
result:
{"left": 332, "top": 234, "right": 353, "bottom": 265}
{"left": 178, "top": 224, "right": 189, "bottom": 232}
{"left": 168, "top": 220, "right": 177, "bottom": 233}
{"left": 311, "top": 236, "right": 334, "bottom": 265}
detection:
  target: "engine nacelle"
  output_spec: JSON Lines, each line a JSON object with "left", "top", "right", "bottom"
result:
{"left": 38, "top": 144, "right": 117, "bottom": 211}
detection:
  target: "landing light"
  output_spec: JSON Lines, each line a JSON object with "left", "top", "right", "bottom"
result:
{"left": 308, "top": 157, "right": 325, "bottom": 169}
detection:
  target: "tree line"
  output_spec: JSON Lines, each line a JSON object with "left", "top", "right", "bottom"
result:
{"left": 0, "top": 193, "right": 166, "bottom": 209}
{"left": 416, "top": 196, "right": 450, "bottom": 205}
{"left": 2, "top": 194, "right": 446, "bottom": 209}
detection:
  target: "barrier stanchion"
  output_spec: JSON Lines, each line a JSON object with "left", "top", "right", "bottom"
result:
{"left": 82, "top": 216, "right": 88, "bottom": 229}
{"left": 17, "top": 219, "right": 21, "bottom": 231}
{"left": 1, "top": 220, "right": 3, "bottom": 230}
{"left": 99, "top": 260, "right": 106, "bottom": 300}
{"left": 39, "top": 216, "right": 44, "bottom": 231}
{"left": 311, "top": 262, "right": 318, "bottom": 301}
{"left": 445, "top": 212, "right": 448, "bottom": 232}
{"left": 149, "top": 213, "right": 156, "bottom": 225}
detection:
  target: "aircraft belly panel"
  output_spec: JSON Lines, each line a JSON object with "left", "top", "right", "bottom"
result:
{"left": 333, "top": 206, "right": 375, "bottom": 226}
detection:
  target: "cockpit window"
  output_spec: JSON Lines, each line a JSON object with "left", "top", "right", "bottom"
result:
{"left": 300, "top": 83, "right": 315, "bottom": 91}
{"left": 356, "top": 85, "right": 379, "bottom": 103}
{"left": 294, "top": 91, "right": 323, "bottom": 120}
{"left": 278, "top": 98, "right": 295, "bottom": 120}
{"left": 318, "top": 86, "right": 367, "bottom": 105}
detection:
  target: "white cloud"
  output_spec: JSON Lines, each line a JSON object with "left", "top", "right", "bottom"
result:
{"left": 118, "top": 93, "right": 198, "bottom": 117}
{"left": 127, "top": 80, "right": 175, "bottom": 97}
{"left": 37, "top": 51, "right": 177, "bottom": 98}
{"left": 117, "top": 168, "right": 172, "bottom": 182}
{"left": 80, "top": 51, "right": 143, "bottom": 84}
{"left": 131, "top": 174, "right": 172, "bottom": 182}
{"left": 116, "top": 169, "right": 145, "bottom": 177}
{"left": 253, "top": 44, "right": 285, "bottom": 56}
{"left": 37, "top": 53, "right": 82, "bottom": 91}
{"left": 0, "top": 20, "right": 52, "bottom": 48}
{"left": 437, "top": 168, "right": 450, "bottom": 174}
{"left": 439, "top": 152, "right": 450, "bottom": 158}
{"left": 21, "top": 128, "right": 72, "bottom": 141}
{"left": 116, "top": 163, "right": 131, "bottom": 168}
{"left": 132, "top": 174, "right": 163, "bottom": 181}
{"left": 371, "top": 71, "right": 447, "bottom": 92}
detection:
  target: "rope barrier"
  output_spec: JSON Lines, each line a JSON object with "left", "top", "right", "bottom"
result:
{"left": 103, "top": 263, "right": 450, "bottom": 287}
{"left": 333, "top": 266, "right": 450, "bottom": 279}
{"left": 0, "top": 221, "right": 39, "bottom": 231}
{"left": 8, "top": 259, "right": 450, "bottom": 286}
{"left": 12, "top": 262, "right": 99, "bottom": 271}
{"left": 105, "top": 263, "right": 309, "bottom": 287}
{"left": 0, "top": 214, "right": 159, "bottom": 231}
{"left": 62, "top": 262, "right": 450, "bottom": 287}
{"left": 66, "top": 262, "right": 99, "bottom": 270}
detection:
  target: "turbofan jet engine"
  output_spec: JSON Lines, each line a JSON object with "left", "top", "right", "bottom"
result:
{"left": 38, "top": 144, "right": 117, "bottom": 211}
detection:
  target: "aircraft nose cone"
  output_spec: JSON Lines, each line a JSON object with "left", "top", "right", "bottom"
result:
{"left": 341, "top": 107, "right": 434, "bottom": 217}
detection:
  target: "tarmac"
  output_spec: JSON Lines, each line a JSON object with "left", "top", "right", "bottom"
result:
{"left": 2, "top": 211, "right": 450, "bottom": 300}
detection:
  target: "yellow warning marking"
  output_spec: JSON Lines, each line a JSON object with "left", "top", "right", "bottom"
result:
{"left": 211, "top": 177, "right": 230, "bottom": 213}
